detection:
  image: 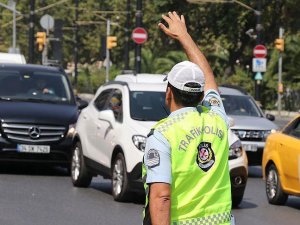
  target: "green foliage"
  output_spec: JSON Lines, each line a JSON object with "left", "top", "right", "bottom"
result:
{"left": 72, "top": 64, "right": 121, "bottom": 94}
{"left": 220, "top": 65, "right": 254, "bottom": 96}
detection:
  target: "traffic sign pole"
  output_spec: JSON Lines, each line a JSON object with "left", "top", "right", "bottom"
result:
{"left": 253, "top": 44, "right": 267, "bottom": 102}
{"left": 135, "top": 0, "right": 142, "bottom": 74}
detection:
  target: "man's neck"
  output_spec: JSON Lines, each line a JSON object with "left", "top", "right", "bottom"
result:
{"left": 170, "top": 103, "right": 184, "bottom": 113}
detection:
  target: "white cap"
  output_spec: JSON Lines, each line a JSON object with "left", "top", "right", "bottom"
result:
{"left": 164, "top": 61, "right": 205, "bottom": 92}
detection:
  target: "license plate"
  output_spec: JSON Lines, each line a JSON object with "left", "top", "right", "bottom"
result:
{"left": 243, "top": 144, "right": 258, "bottom": 152}
{"left": 17, "top": 145, "right": 50, "bottom": 154}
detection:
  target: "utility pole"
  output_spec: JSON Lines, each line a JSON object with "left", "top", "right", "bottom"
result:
{"left": 106, "top": 18, "right": 111, "bottom": 82}
{"left": 135, "top": 0, "right": 142, "bottom": 73}
{"left": 254, "top": 0, "right": 262, "bottom": 102}
{"left": 277, "top": 27, "right": 284, "bottom": 116}
{"left": 124, "top": 0, "right": 130, "bottom": 70}
{"left": 74, "top": 0, "right": 79, "bottom": 87}
{"left": 28, "top": 0, "right": 35, "bottom": 63}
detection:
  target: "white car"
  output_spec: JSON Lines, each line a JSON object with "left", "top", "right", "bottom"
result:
{"left": 71, "top": 74, "right": 248, "bottom": 205}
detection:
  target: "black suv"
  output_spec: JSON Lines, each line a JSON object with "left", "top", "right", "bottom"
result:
{"left": 0, "top": 64, "right": 86, "bottom": 168}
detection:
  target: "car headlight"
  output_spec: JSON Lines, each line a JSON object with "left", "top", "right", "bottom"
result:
{"left": 132, "top": 135, "right": 146, "bottom": 152}
{"left": 263, "top": 130, "right": 272, "bottom": 140}
{"left": 229, "top": 140, "right": 243, "bottom": 159}
{"left": 67, "top": 123, "right": 76, "bottom": 136}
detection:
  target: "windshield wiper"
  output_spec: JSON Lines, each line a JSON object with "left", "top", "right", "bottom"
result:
{"left": 0, "top": 97, "right": 11, "bottom": 101}
{"left": 131, "top": 116, "right": 148, "bottom": 121}
{"left": 13, "top": 98, "right": 59, "bottom": 104}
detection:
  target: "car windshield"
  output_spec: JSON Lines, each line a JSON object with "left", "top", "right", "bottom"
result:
{"left": 130, "top": 91, "right": 169, "bottom": 121}
{"left": 0, "top": 69, "right": 73, "bottom": 104}
{"left": 221, "top": 94, "right": 262, "bottom": 117}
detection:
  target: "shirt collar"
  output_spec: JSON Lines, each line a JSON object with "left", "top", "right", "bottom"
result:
{"left": 169, "top": 107, "right": 197, "bottom": 117}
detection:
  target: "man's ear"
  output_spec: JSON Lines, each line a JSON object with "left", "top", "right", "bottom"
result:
{"left": 165, "top": 86, "right": 172, "bottom": 107}
{"left": 166, "top": 86, "right": 172, "bottom": 101}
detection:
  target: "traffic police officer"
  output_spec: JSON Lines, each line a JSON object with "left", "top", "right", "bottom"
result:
{"left": 142, "top": 12, "right": 234, "bottom": 225}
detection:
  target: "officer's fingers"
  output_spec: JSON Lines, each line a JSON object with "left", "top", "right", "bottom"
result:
{"left": 181, "top": 15, "right": 186, "bottom": 24}
{"left": 172, "top": 11, "right": 181, "bottom": 21}
{"left": 162, "top": 14, "right": 172, "bottom": 24}
{"left": 158, "top": 23, "right": 170, "bottom": 34}
{"left": 168, "top": 11, "right": 177, "bottom": 21}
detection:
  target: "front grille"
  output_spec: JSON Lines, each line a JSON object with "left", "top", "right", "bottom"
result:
{"left": 1, "top": 122, "right": 66, "bottom": 143}
{"left": 232, "top": 129, "right": 270, "bottom": 141}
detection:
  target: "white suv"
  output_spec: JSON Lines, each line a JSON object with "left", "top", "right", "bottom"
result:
{"left": 71, "top": 74, "right": 248, "bottom": 206}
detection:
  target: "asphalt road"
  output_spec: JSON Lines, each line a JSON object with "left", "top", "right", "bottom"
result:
{"left": 0, "top": 116, "right": 298, "bottom": 225}
{"left": 0, "top": 163, "right": 299, "bottom": 225}
{"left": 233, "top": 166, "right": 300, "bottom": 225}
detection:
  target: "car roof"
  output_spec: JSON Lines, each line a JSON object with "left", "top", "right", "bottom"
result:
{"left": 0, "top": 53, "right": 26, "bottom": 64}
{"left": 114, "top": 74, "right": 167, "bottom": 92}
{"left": 115, "top": 74, "right": 166, "bottom": 83}
{"left": 219, "top": 86, "right": 247, "bottom": 96}
{"left": 0, "top": 63, "right": 62, "bottom": 73}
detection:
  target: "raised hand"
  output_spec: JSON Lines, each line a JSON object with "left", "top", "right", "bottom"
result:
{"left": 158, "top": 11, "right": 188, "bottom": 41}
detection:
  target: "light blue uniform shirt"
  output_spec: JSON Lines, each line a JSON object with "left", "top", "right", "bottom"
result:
{"left": 144, "top": 89, "right": 228, "bottom": 184}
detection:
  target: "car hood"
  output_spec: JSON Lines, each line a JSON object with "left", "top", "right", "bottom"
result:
{"left": 230, "top": 115, "right": 278, "bottom": 130}
{"left": 0, "top": 101, "right": 78, "bottom": 125}
{"left": 129, "top": 120, "right": 157, "bottom": 136}
{"left": 228, "top": 129, "right": 239, "bottom": 146}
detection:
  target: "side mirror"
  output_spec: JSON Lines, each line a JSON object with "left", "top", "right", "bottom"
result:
{"left": 228, "top": 117, "right": 235, "bottom": 128}
{"left": 77, "top": 98, "right": 88, "bottom": 110}
{"left": 266, "top": 113, "right": 275, "bottom": 121}
{"left": 98, "top": 110, "right": 115, "bottom": 128}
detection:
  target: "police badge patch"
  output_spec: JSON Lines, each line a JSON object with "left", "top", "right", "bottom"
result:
{"left": 146, "top": 149, "right": 160, "bottom": 168}
{"left": 208, "top": 97, "right": 220, "bottom": 106}
{"left": 196, "top": 142, "right": 215, "bottom": 172}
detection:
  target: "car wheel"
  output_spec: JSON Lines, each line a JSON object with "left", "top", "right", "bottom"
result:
{"left": 112, "top": 153, "right": 130, "bottom": 201}
{"left": 232, "top": 195, "right": 243, "bottom": 207}
{"left": 71, "top": 141, "right": 92, "bottom": 187}
{"left": 266, "top": 164, "right": 288, "bottom": 205}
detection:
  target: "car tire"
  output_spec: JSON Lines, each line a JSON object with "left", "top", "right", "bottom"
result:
{"left": 232, "top": 195, "right": 243, "bottom": 207}
{"left": 266, "top": 164, "right": 288, "bottom": 205}
{"left": 71, "top": 141, "right": 92, "bottom": 187}
{"left": 112, "top": 153, "right": 130, "bottom": 201}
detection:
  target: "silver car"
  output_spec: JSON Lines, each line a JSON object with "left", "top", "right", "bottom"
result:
{"left": 219, "top": 86, "right": 278, "bottom": 165}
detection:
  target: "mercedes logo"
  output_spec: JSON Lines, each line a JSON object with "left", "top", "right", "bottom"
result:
{"left": 28, "top": 126, "right": 41, "bottom": 139}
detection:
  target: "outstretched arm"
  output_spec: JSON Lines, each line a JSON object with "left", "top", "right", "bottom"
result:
{"left": 158, "top": 11, "right": 218, "bottom": 92}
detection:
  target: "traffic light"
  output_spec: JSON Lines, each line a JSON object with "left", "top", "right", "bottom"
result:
{"left": 275, "top": 38, "right": 284, "bottom": 52}
{"left": 107, "top": 36, "right": 117, "bottom": 49}
{"left": 278, "top": 83, "right": 284, "bottom": 94}
{"left": 36, "top": 32, "right": 46, "bottom": 51}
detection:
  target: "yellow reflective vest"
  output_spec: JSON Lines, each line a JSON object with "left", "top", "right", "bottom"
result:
{"left": 143, "top": 107, "right": 232, "bottom": 225}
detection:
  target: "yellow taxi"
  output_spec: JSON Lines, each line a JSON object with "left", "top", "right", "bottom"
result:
{"left": 262, "top": 114, "right": 300, "bottom": 205}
